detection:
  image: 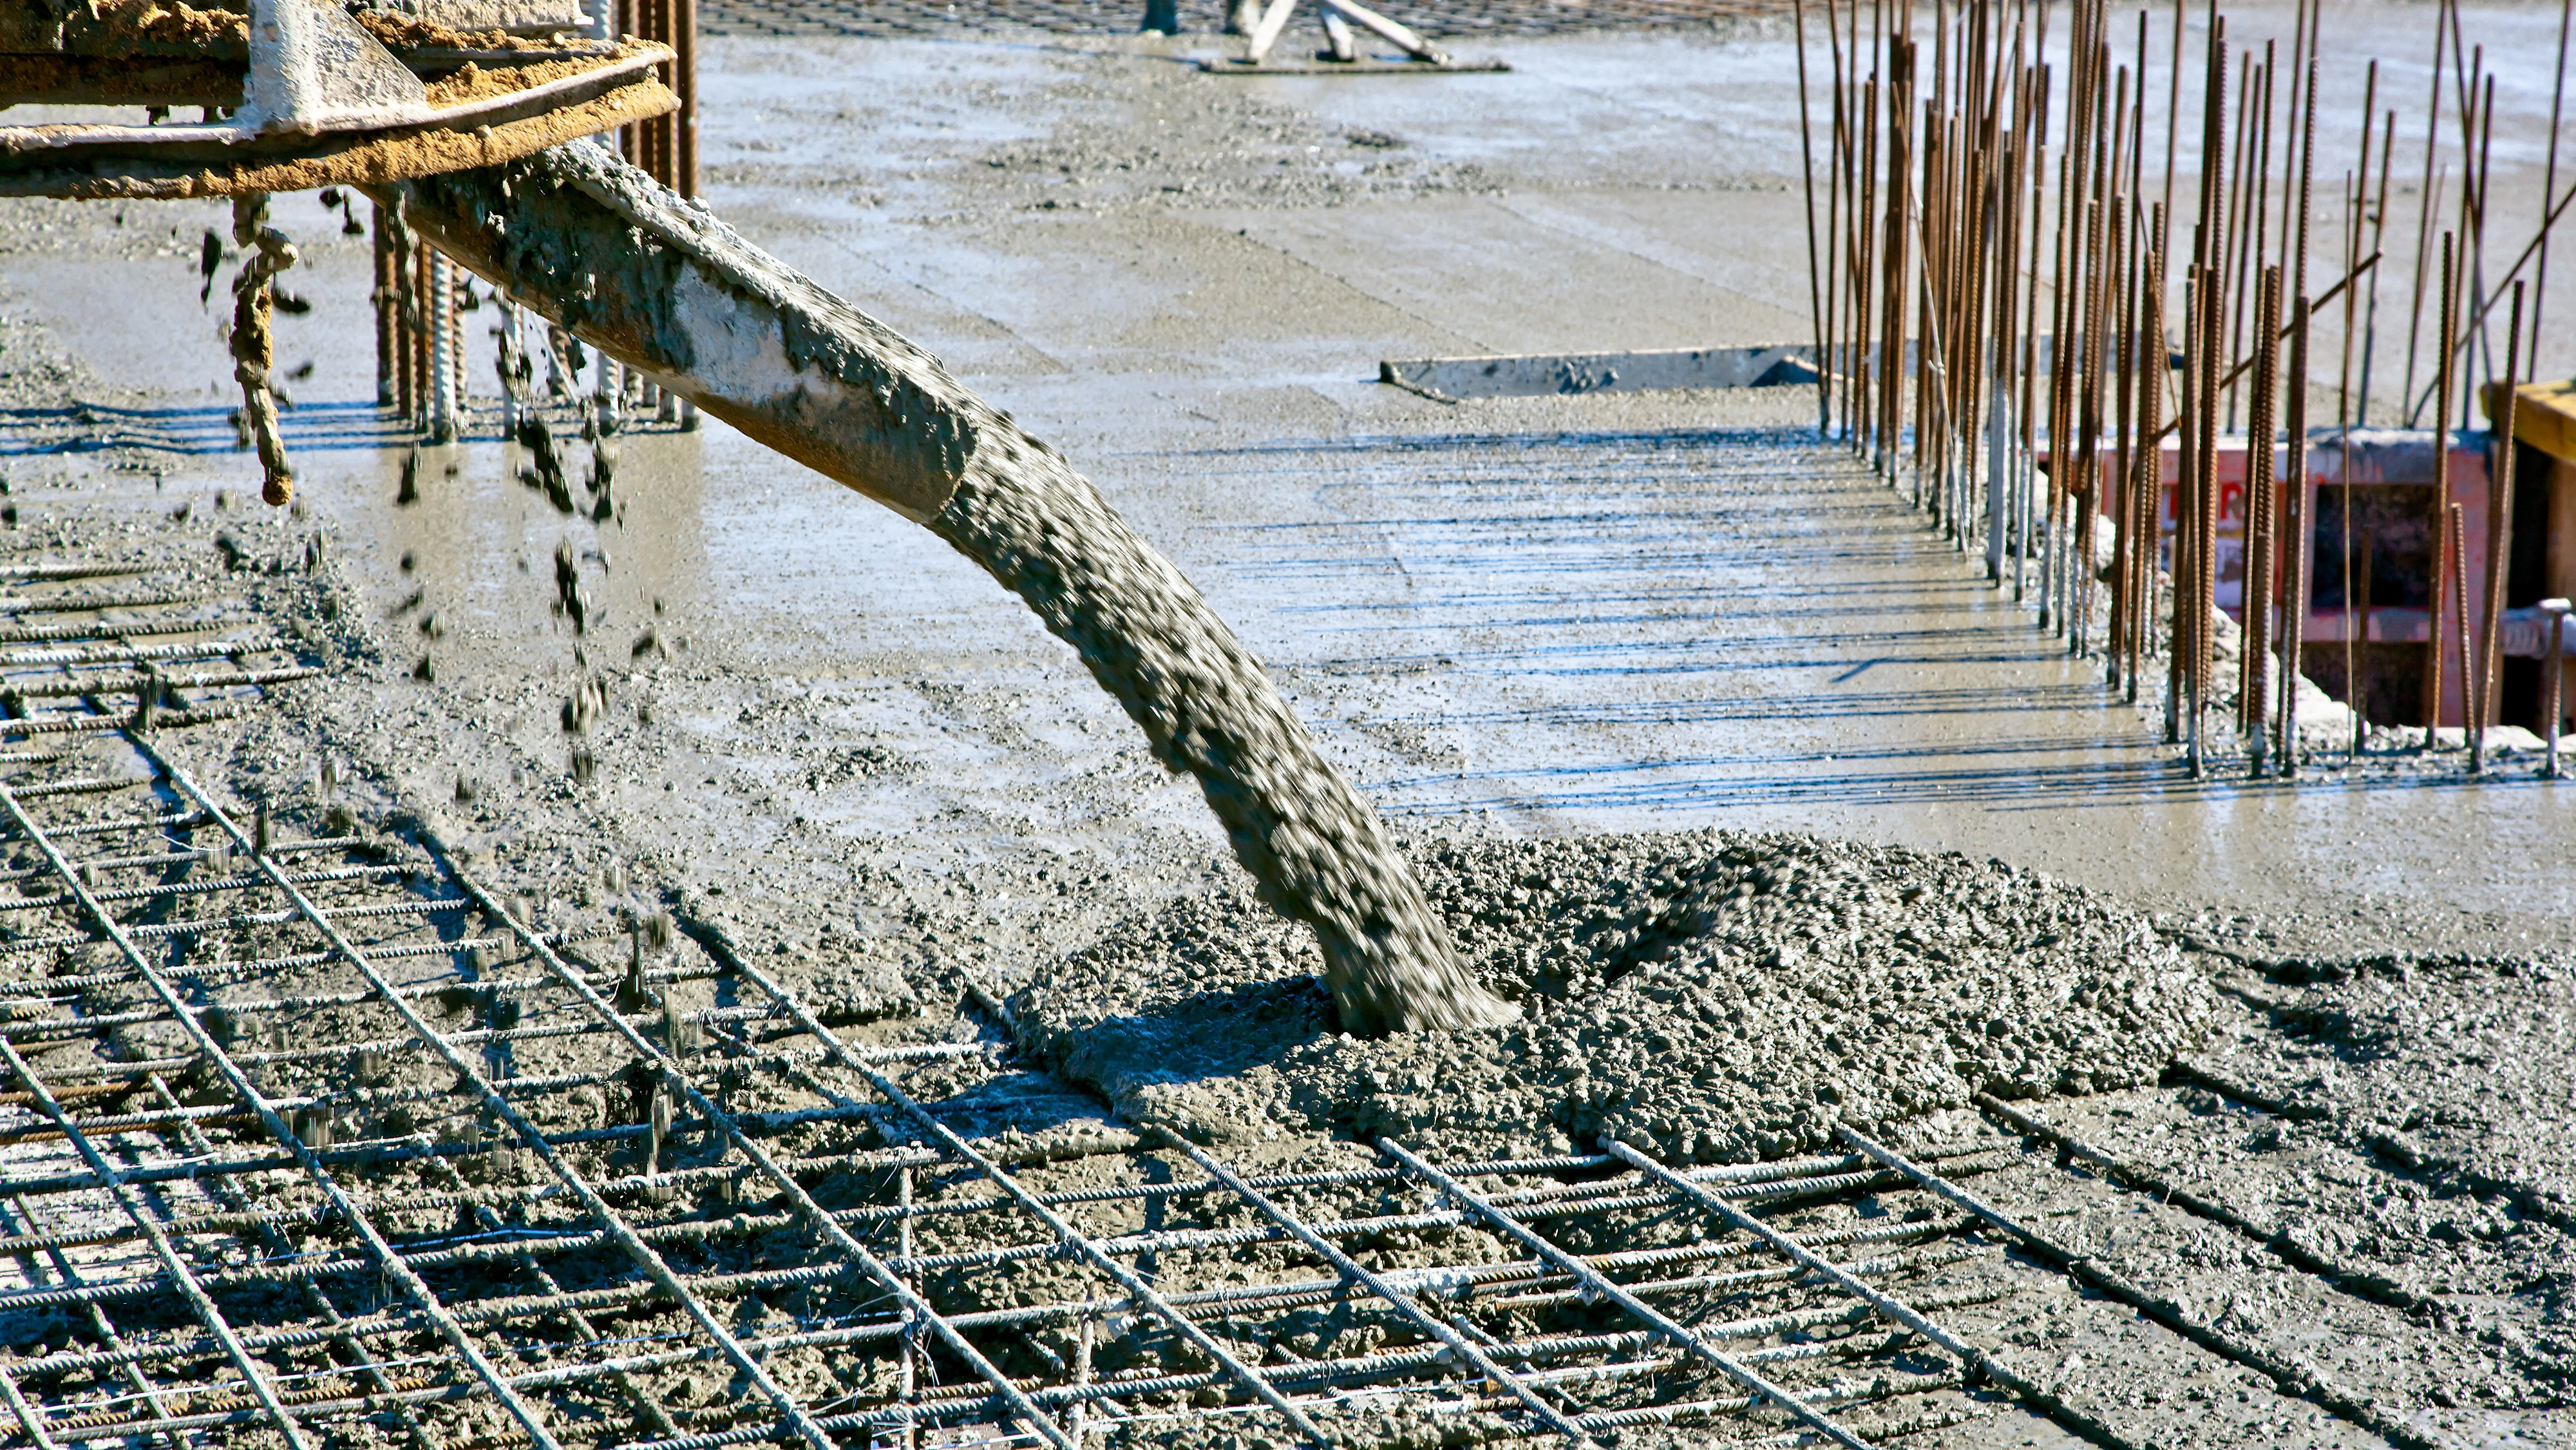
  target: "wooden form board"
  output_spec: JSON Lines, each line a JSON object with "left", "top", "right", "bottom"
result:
{"left": 2487, "top": 378, "right": 2576, "bottom": 606}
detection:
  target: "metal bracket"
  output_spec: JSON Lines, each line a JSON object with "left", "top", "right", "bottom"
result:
{"left": 239, "top": 0, "right": 432, "bottom": 137}
{"left": 0, "top": 0, "right": 674, "bottom": 198}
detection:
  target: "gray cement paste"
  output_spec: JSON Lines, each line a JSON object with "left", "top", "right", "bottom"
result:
{"left": 1013, "top": 830, "right": 2221, "bottom": 1161}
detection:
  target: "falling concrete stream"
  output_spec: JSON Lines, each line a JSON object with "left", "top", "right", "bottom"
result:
{"left": 366, "top": 144, "right": 1518, "bottom": 1035}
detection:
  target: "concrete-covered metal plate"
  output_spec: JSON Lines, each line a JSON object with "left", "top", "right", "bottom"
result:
{"left": 1380, "top": 342, "right": 1822, "bottom": 401}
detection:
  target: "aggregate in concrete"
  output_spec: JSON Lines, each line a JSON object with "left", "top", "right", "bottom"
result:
{"left": 6, "top": 7, "right": 2576, "bottom": 1445}
{"left": 1014, "top": 828, "right": 2219, "bottom": 1161}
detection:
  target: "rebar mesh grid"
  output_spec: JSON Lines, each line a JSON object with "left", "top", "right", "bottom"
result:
{"left": 0, "top": 558, "right": 2041, "bottom": 1450}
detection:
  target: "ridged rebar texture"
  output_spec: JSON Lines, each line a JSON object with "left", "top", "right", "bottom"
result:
{"left": 0, "top": 551, "right": 2472, "bottom": 1450}
{"left": 0, "top": 555, "right": 2045, "bottom": 1450}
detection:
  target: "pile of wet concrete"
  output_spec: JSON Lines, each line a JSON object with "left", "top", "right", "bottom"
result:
{"left": 1012, "top": 830, "right": 2220, "bottom": 1162}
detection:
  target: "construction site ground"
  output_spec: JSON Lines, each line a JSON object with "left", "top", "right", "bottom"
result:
{"left": 4, "top": 4, "right": 2576, "bottom": 1447}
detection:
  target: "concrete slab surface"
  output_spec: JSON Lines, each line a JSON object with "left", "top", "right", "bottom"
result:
{"left": 6, "top": 8, "right": 2576, "bottom": 1443}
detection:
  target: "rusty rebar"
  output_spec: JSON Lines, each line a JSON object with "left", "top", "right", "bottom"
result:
{"left": 2425, "top": 233, "right": 2457, "bottom": 747}
{"left": 2472, "top": 281, "right": 2523, "bottom": 774}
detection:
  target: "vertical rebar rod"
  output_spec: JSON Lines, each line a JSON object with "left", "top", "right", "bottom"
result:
{"left": 2537, "top": 0, "right": 2573, "bottom": 379}
{"left": 2181, "top": 19, "right": 2231, "bottom": 698}
{"left": 2020, "top": 61, "right": 2053, "bottom": 601}
{"left": 2548, "top": 600, "right": 2568, "bottom": 777}
{"left": 430, "top": 251, "right": 455, "bottom": 443}
{"left": 2198, "top": 256, "right": 2225, "bottom": 770}
{"left": 392, "top": 225, "right": 416, "bottom": 425}
{"left": 2080, "top": 52, "right": 2119, "bottom": 656}
{"left": 2463, "top": 72, "right": 2494, "bottom": 433}
{"left": 2280, "top": 294, "right": 2311, "bottom": 774}
{"left": 2044, "top": 146, "right": 2074, "bottom": 633}
{"left": 1852, "top": 73, "right": 1871, "bottom": 453}
{"left": 2049, "top": 19, "right": 2098, "bottom": 638}
{"left": 1826, "top": 0, "right": 1848, "bottom": 440}
{"left": 451, "top": 260, "right": 468, "bottom": 432}
{"left": 2109, "top": 33, "right": 2145, "bottom": 682}
{"left": 2343, "top": 66, "right": 2377, "bottom": 433}
{"left": 1886, "top": 35, "right": 1913, "bottom": 478}
{"left": 636, "top": 0, "right": 659, "bottom": 184}
{"left": 2425, "top": 234, "right": 2457, "bottom": 746}
{"left": 1799, "top": 0, "right": 1831, "bottom": 437}
{"left": 2076, "top": 184, "right": 2108, "bottom": 658}
{"left": 616, "top": 0, "right": 637, "bottom": 160}
{"left": 675, "top": 0, "right": 698, "bottom": 198}
{"left": 1987, "top": 90, "right": 2019, "bottom": 582}
{"left": 414, "top": 238, "right": 433, "bottom": 433}
{"left": 1860, "top": 70, "right": 1881, "bottom": 461}
{"left": 2343, "top": 371, "right": 2365, "bottom": 756}
{"left": 2360, "top": 108, "right": 2394, "bottom": 423}
{"left": 372, "top": 204, "right": 396, "bottom": 409}
{"left": 2472, "top": 282, "right": 2523, "bottom": 774}
{"left": 2174, "top": 263, "right": 2198, "bottom": 746}
{"left": 1913, "top": 93, "right": 1937, "bottom": 508}
{"left": 2219, "top": 57, "right": 2254, "bottom": 434}
{"left": 1936, "top": 55, "right": 1951, "bottom": 490}
{"left": 2247, "top": 44, "right": 2275, "bottom": 371}
{"left": 2402, "top": 0, "right": 2448, "bottom": 423}
{"left": 2162, "top": 0, "right": 2182, "bottom": 269}
{"left": 2014, "top": 44, "right": 2037, "bottom": 589}
{"left": 1967, "top": 2, "right": 1997, "bottom": 552}
{"left": 2244, "top": 267, "right": 2280, "bottom": 765}
{"left": 2277, "top": 0, "right": 2310, "bottom": 293}
{"left": 2137, "top": 218, "right": 2167, "bottom": 703}
{"left": 2339, "top": 165, "right": 2367, "bottom": 750}
{"left": 2449, "top": 500, "right": 2473, "bottom": 750}
{"left": 2110, "top": 193, "right": 2134, "bottom": 685}
{"left": 1846, "top": 10, "right": 1868, "bottom": 446}
{"left": 2292, "top": 49, "right": 2317, "bottom": 312}
{"left": 1971, "top": 102, "right": 2002, "bottom": 576}
{"left": 2279, "top": 46, "right": 2319, "bottom": 774}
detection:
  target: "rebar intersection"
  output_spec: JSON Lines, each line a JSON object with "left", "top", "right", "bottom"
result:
{"left": 0, "top": 557, "right": 2033, "bottom": 1450}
